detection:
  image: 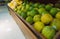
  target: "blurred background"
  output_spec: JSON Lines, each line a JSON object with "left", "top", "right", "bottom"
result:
{"left": 0, "top": 0, "right": 11, "bottom": 6}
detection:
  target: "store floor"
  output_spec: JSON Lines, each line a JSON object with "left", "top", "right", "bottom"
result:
{"left": 0, "top": 6, "right": 25, "bottom": 39}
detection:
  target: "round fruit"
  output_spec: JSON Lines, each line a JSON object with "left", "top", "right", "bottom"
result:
{"left": 22, "top": 2, "right": 26, "bottom": 6}
{"left": 38, "top": 4, "right": 45, "bottom": 8}
{"left": 33, "top": 21, "right": 45, "bottom": 32}
{"left": 21, "top": 6, "right": 26, "bottom": 12}
{"left": 50, "top": 8, "right": 58, "bottom": 16}
{"left": 17, "top": 5, "right": 22, "bottom": 10}
{"left": 51, "top": 19, "right": 60, "bottom": 30}
{"left": 33, "top": 3, "right": 39, "bottom": 8}
{"left": 26, "top": 4, "right": 30, "bottom": 10}
{"left": 45, "top": 4, "right": 52, "bottom": 11}
{"left": 42, "top": 11, "right": 49, "bottom": 15}
{"left": 38, "top": 8, "right": 46, "bottom": 14}
{"left": 27, "top": 9, "right": 37, "bottom": 17}
{"left": 33, "top": 15, "right": 41, "bottom": 22}
{"left": 29, "top": 7, "right": 34, "bottom": 11}
{"left": 41, "top": 14, "right": 53, "bottom": 24}
{"left": 42, "top": 26, "right": 56, "bottom": 39}
{"left": 26, "top": 16, "right": 33, "bottom": 24}
{"left": 17, "top": 10, "right": 22, "bottom": 15}
{"left": 20, "top": 12, "right": 27, "bottom": 19}
{"left": 14, "top": 8, "right": 18, "bottom": 12}
{"left": 57, "top": 8, "right": 60, "bottom": 12}
{"left": 29, "top": 2, "right": 33, "bottom": 6}
{"left": 56, "top": 12, "right": 60, "bottom": 19}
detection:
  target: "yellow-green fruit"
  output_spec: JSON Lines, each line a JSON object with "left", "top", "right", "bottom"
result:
{"left": 17, "top": 5, "right": 22, "bottom": 10}
{"left": 38, "top": 8, "right": 46, "bottom": 14}
{"left": 33, "top": 15, "right": 41, "bottom": 22}
{"left": 41, "top": 14, "right": 53, "bottom": 24}
{"left": 56, "top": 12, "right": 60, "bottom": 19}
{"left": 45, "top": 4, "right": 52, "bottom": 11}
{"left": 14, "top": 8, "right": 18, "bottom": 12}
{"left": 26, "top": 4, "right": 30, "bottom": 10}
{"left": 33, "top": 22, "right": 45, "bottom": 32}
{"left": 42, "top": 26, "right": 56, "bottom": 39}
{"left": 50, "top": 8, "right": 58, "bottom": 16}
{"left": 26, "top": 16, "right": 33, "bottom": 24}
{"left": 51, "top": 19, "right": 60, "bottom": 30}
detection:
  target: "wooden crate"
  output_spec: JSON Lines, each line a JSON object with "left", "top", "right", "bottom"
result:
{"left": 53, "top": 31, "right": 60, "bottom": 39}
{"left": 8, "top": 6, "right": 45, "bottom": 39}
{"left": 7, "top": 3, "right": 60, "bottom": 39}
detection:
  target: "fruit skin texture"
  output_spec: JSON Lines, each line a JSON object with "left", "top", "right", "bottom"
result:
{"left": 38, "top": 4, "right": 45, "bottom": 8}
{"left": 51, "top": 19, "right": 60, "bottom": 30}
{"left": 38, "top": 8, "right": 46, "bottom": 14}
{"left": 33, "top": 3, "right": 39, "bottom": 8}
{"left": 20, "top": 12, "right": 27, "bottom": 19}
{"left": 41, "top": 11, "right": 49, "bottom": 15}
{"left": 56, "top": 12, "right": 60, "bottom": 19}
{"left": 26, "top": 4, "right": 30, "bottom": 10}
{"left": 27, "top": 9, "right": 37, "bottom": 17}
{"left": 14, "top": 8, "right": 18, "bottom": 12}
{"left": 50, "top": 8, "right": 58, "bottom": 16}
{"left": 33, "top": 15, "right": 41, "bottom": 22}
{"left": 26, "top": 16, "right": 33, "bottom": 24}
{"left": 42, "top": 26, "right": 56, "bottom": 39}
{"left": 33, "top": 22, "right": 45, "bottom": 32}
{"left": 41, "top": 14, "right": 53, "bottom": 24}
{"left": 45, "top": 4, "right": 52, "bottom": 11}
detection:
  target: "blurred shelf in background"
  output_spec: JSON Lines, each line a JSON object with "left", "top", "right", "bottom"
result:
{"left": 0, "top": 0, "right": 11, "bottom": 6}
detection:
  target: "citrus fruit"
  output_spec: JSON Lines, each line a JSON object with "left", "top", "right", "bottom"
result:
{"left": 17, "top": 10, "right": 22, "bottom": 15}
{"left": 51, "top": 19, "right": 60, "bottom": 30}
{"left": 33, "top": 15, "right": 41, "bottom": 22}
{"left": 42, "top": 26, "right": 56, "bottom": 39}
{"left": 56, "top": 12, "right": 60, "bottom": 19}
{"left": 33, "top": 3, "right": 39, "bottom": 8}
{"left": 45, "top": 4, "right": 52, "bottom": 11}
{"left": 20, "top": 12, "right": 27, "bottom": 19}
{"left": 29, "top": 2, "right": 33, "bottom": 6}
{"left": 22, "top": 2, "right": 26, "bottom": 6}
{"left": 41, "top": 14, "right": 53, "bottom": 24}
{"left": 26, "top": 16, "right": 33, "bottom": 24}
{"left": 38, "top": 4, "right": 45, "bottom": 8}
{"left": 33, "top": 21, "right": 45, "bottom": 32}
{"left": 17, "top": 5, "right": 22, "bottom": 10}
{"left": 26, "top": 4, "right": 30, "bottom": 10}
{"left": 42, "top": 11, "right": 49, "bottom": 15}
{"left": 14, "top": 8, "right": 18, "bottom": 12}
{"left": 27, "top": 9, "right": 37, "bottom": 17}
{"left": 28, "top": 6, "right": 34, "bottom": 11}
{"left": 38, "top": 8, "right": 46, "bottom": 14}
{"left": 21, "top": 6, "right": 26, "bottom": 12}
{"left": 50, "top": 8, "right": 58, "bottom": 16}
{"left": 57, "top": 8, "right": 60, "bottom": 12}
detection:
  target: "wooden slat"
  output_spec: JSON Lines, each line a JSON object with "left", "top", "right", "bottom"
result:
{"left": 9, "top": 8, "right": 37, "bottom": 39}
{"left": 53, "top": 31, "right": 60, "bottom": 39}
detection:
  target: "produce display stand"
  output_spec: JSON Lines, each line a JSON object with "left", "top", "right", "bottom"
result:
{"left": 8, "top": 0, "right": 60, "bottom": 39}
{"left": 8, "top": 6, "right": 45, "bottom": 39}
{"left": 54, "top": 31, "right": 60, "bottom": 39}
{"left": 8, "top": 6, "right": 60, "bottom": 39}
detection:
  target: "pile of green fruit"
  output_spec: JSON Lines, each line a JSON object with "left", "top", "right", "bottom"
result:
{"left": 14, "top": 1, "right": 60, "bottom": 39}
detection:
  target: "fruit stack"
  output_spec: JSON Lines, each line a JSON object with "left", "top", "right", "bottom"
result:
{"left": 8, "top": 0, "right": 60, "bottom": 39}
{"left": 8, "top": 0, "right": 22, "bottom": 9}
